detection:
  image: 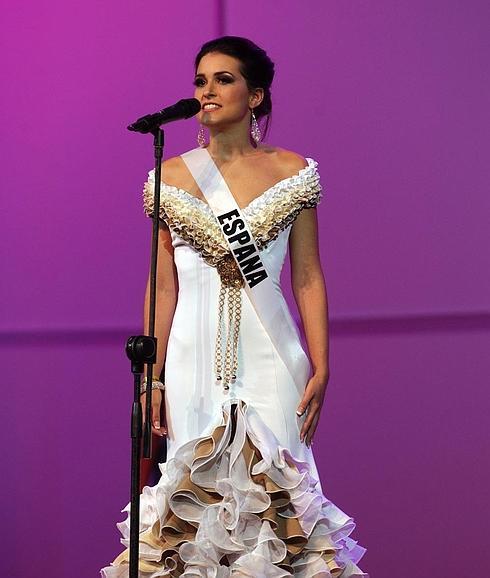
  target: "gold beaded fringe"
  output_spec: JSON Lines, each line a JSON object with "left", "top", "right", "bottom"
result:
{"left": 215, "top": 255, "right": 244, "bottom": 390}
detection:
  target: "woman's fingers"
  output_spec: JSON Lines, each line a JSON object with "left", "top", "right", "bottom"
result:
{"left": 304, "top": 411, "right": 320, "bottom": 447}
{"left": 151, "top": 391, "right": 161, "bottom": 429}
{"left": 141, "top": 390, "right": 167, "bottom": 437}
{"left": 297, "top": 380, "right": 316, "bottom": 443}
{"left": 296, "top": 387, "right": 314, "bottom": 417}
{"left": 300, "top": 401, "right": 317, "bottom": 443}
{"left": 297, "top": 375, "right": 327, "bottom": 447}
{"left": 151, "top": 390, "right": 167, "bottom": 436}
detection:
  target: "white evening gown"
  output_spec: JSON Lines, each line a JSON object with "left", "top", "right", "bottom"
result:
{"left": 101, "top": 155, "right": 368, "bottom": 577}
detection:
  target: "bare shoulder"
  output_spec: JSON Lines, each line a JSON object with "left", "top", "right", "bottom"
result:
{"left": 259, "top": 146, "right": 308, "bottom": 177}
{"left": 276, "top": 148, "right": 309, "bottom": 170}
{"left": 160, "top": 156, "right": 192, "bottom": 190}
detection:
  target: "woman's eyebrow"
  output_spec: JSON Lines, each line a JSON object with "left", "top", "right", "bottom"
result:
{"left": 194, "top": 71, "right": 235, "bottom": 78}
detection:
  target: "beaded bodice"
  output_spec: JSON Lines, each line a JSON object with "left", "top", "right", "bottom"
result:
{"left": 142, "top": 157, "right": 322, "bottom": 389}
{"left": 142, "top": 158, "right": 322, "bottom": 266}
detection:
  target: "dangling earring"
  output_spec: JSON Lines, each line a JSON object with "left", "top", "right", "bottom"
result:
{"left": 197, "top": 125, "right": 207, "bottom": 148}
{"left": 250, "top": 109, "right": 261, "bottom": 144}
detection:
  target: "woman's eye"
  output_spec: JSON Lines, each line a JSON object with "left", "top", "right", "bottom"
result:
{"left": 193, "top": 78, "right": 206, "bottom": 87}
{"left": 217, "top": 76, "right": 233, "bottom": 84}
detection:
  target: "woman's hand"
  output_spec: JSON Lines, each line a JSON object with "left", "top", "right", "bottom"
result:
{"left": 296, "top": 372, "right": 329, "bottom": 447}
{"left": 140, "top": 389, "right": 167, "bottom": 437}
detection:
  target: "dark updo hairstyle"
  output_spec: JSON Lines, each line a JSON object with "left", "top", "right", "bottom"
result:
{"left": 194, "top": 36, "right": 275, "bottom": 141}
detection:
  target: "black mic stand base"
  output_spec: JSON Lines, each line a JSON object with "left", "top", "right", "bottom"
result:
{"left": 125, "top": 335, "right": 158, "bottom": 578}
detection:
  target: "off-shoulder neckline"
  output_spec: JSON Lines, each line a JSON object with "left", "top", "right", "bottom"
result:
{"left": 149, "top": 157, "right": 318, "bottom": 213}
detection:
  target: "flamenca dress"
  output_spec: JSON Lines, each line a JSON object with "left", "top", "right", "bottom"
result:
{"left": 101, "top": 154, "right": 368, "bottom": 577}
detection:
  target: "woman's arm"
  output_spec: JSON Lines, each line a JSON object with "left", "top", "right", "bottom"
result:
{"left": 142, "top": 221, "right": 178, "bottom": 437}
{"left": 289, "top": 206, "right": 330, "bottom": 447}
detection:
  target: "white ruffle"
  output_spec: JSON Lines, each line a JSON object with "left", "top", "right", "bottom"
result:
{"left": 101, "top": 399, "right": 367, "bottom": 577}
{"left": 141, "top": 157, "right": 323, "bottom": 263}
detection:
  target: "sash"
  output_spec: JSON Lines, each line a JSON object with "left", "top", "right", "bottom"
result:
{"left": 181, "top": 147, "right": 310, "bottom": 395}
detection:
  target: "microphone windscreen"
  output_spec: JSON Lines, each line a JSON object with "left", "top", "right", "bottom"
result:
{"left": 182, "top": 98, "right": 201, "bottom": 118}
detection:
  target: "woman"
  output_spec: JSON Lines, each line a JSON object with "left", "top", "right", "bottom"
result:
{"left": 102, "top": 36, "right": 367, "bottom": 577}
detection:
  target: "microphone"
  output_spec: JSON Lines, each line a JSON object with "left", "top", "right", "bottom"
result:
{"left": 128, "top": 98, "right": 201, "bottom": 133}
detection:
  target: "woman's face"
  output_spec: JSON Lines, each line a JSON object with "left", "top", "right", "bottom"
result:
{"left": 194, "top": 52, "right": 262, "bottom": 128}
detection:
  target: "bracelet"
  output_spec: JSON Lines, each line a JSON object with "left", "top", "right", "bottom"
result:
{"left": 140, "top": 378, "right": 165, "bottom": 395}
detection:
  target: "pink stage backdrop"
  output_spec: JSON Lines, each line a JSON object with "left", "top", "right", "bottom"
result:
{"left": 2, "top": 1, "right": 489, "bottom": 577}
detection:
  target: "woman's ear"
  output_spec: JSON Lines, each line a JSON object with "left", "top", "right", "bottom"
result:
{"left": 249, "top": 88, "right": 264, "bottom": 109}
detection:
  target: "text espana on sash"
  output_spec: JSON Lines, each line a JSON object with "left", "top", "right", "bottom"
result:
{"left": 218, "top": 209, "right": 268, "bottom": 288}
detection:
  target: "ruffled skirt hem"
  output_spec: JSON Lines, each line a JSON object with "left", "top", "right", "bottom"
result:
{"left": 101, "top": 399, "right": 368, "bottom": 577}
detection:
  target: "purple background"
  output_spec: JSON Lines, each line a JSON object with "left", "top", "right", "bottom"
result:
{"left": 2, "top": 1, "right": 489, "bottom": 576}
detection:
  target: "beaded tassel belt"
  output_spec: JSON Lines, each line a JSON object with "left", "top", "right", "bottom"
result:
{"left": 215, "top": 254, "right": 244, "bottom": 390}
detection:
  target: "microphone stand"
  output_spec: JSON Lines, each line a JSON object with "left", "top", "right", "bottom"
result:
{"left": 125, "top": 127, "right": 165, "bottom": 578}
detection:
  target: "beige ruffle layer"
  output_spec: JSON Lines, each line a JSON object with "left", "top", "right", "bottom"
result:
{"left": 101, "top": 400, "right": 367, "bottom": 578}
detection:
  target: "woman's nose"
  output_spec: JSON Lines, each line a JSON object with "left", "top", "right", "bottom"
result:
{"left": 203, "top": 81, "right": 217, "bottom": 98}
